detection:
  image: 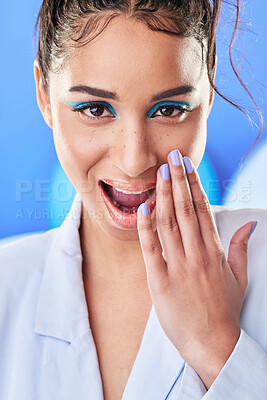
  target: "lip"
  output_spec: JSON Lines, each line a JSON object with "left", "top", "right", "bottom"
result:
{"left": 99, "top": 181, "right": 157, "bottom": 229}
{"left": 101, "top": 179, "right": 156, "bottom": 192}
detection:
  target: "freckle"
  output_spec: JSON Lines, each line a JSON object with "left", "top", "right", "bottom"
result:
{"left": 167, "top": 134, "right": 169, "bottom": 137}
{"left": 160, "top": 136, "right": 162, "bottom": 141}
{"left": 123, "top": 145, "right": 125, "bottom": 148}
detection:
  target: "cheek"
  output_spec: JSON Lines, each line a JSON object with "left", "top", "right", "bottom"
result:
{"left": 188, "top": 117, "right": 207, "bottom": 167}
{"left": 52, "top": 115, "right": 105, "bottom": 182}
{"left": 164, "top": 111, "right": 207, "bottom": 164}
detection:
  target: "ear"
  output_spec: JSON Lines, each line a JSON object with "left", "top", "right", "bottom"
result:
{"left": 207, "top": 55, "right": 217, "bottom": 117}
{"left": 33, "top": 59, "right": 53, "bottom": 129}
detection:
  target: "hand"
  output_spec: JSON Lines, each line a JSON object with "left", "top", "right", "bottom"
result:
{"left": 137, "top": 149, "right": 257, "bottom": 389}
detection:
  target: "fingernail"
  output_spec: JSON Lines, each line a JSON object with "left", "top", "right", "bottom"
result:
{"left": 249, "top": 220, "right": 258, "bottom": 238}
{"left": 160, "top": 163, "right": 170, "bottom": 180}
{"left": 184, "top": 156, "right": 193, "bottom": 173}
{"left": 140, "top": 202, "right": 149, "bottom": 216}
{"left": 170, "top": 149, "right": 181, "bottom": 166}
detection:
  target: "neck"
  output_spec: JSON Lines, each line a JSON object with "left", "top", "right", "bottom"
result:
{"left": 79, "top": 205, "right": 149, "bottom": 288}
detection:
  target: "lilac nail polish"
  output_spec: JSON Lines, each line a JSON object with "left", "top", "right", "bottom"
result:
{"left": 184, "top": 156, "right": 193, "bottom": 173}
{"left": 170, "top": 150, "right": 181, "bottom": 166}
{"left": 140, "top": 202, "right": 149, "bottom": 216}
{"left": 160, "top": 163, "right": 170, "bottom": 180}
{"left": 249, "top": 220, "right": 258, "bottom": 238}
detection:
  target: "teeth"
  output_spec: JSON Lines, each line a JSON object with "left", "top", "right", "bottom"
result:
{"left": 113, "top": 199, "right": 121, "bottom": 207}
{"left": 113, "top": 187, "right": 154, "bottom": 195}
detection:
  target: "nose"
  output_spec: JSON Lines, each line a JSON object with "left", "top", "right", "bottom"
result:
{"left": 109, "top": 121, "right": 157, "bottom": 178}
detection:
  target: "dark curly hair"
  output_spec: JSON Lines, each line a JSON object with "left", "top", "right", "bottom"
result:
{"left": 33, "top": 0, "right": 263, "bottom": 165}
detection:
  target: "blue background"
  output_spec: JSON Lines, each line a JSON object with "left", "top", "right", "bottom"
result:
{"left": 0, "top": 0, "right": 266, "bottom": 241}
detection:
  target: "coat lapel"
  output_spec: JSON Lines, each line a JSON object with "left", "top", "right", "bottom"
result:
{"left": 122, "top": 305, "right": 185, "bottom": 400}
{"left": 175, "top": 363, "right": 207, "bottom": 399}
{"left": 34, "top": 192, "right": 104, "bottom": 400}
{"left": 42, "top": 329, "right": 104, "bottom": 400}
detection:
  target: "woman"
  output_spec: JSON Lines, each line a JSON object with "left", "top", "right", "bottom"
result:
{"left": 0, "top": 0, "right": 266, "bottom": 399}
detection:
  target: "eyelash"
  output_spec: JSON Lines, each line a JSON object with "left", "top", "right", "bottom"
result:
{"left": 71, "top": 102, "right": 117, "bottom": 120}
{"left": 71, "top": 102, "right": 192, "bottom": 121}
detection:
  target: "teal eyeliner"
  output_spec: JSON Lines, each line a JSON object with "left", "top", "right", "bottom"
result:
{"left": 64, "top": 100, "right": 118, "bottom": 119}
{"left": 146, "top": 100, "right": 194, "bottom": 118}
{"left": 64, "top": 100, "right": 194, "bottom": 119}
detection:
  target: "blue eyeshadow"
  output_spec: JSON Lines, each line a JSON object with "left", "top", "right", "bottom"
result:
{"left": 64, "top": 100, "right": 194, "bottom": 120}
{"left": 64, "top": 100, "right": 118, "bottom": 118}
{"left": 146, "top": 101, "right": 194, "bottom": 118}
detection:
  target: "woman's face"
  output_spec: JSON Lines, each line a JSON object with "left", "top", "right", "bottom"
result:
{"left": 35, "top": 16, "right": 214, "bottom": 242}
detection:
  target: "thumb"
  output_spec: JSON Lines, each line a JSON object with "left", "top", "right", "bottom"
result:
{"left": 227, "top": 220, "right": 258, "bottom": 291}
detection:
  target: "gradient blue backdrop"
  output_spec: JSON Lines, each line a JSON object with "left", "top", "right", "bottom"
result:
{"left": 0, "top": 0, "right": 266, "bottom": 241}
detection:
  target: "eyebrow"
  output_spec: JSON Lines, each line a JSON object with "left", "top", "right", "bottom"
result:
{"left": 68, "top": 85, "right": 196, "bottom": 102}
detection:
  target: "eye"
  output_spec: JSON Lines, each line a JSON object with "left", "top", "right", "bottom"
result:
{"left": 70, "top": 101, "right": 117, "bottom": 120}
{"left": 66, "top": 100, "right": 193, "bottom": 122}
{"left": 152, "top": 105, "right": 185, "bottom": 118}
{"left": 147, "top": 101, "right": 193, "bottom": 120}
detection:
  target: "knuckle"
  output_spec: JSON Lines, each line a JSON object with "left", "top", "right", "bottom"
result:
{"left": 210, "top": 245, "right": 225, "bottom": 262}
{"left": 189, "top": 251, "right": 209, "bottom": 272}
{"left": 140, "top": 222, "right": 152, "bottom": 232}
{"left": 174, "top": 169, "right": 187, "bottom": 183}
{"left": 178, "top": 199, "right": 195, "bottom": 217}
{"left": 194, "top": 197, "right": 211, "bottom": 214}
{"left": 143, "top": 240, "right": 159, "bottom": 256}
{"left": 197, "top": 254, "right": 209, "bottom": 271}
{"left": 160, "top": 215, "right": 178, "bottom": 232}
{"left": 188, "top": 175, "right": 198, "bottom": 186}
{"left": 241, "top": 241, "right": 248, "bottom": 253}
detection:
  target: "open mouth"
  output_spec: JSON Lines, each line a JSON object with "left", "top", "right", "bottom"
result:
{"left": 100, "top": 180, "right": 156, "bottom": 214}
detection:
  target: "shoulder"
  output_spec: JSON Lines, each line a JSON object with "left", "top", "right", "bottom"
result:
{"left": 0, "top": 229, "right": 60, "bottom": 350}
{"left": 211, "top": 204, "right": 267, "bottom": 224}
{"left": 0, "top": 228, "right": 58, "bottom": 292}
{"left": 211, "top": 205, "right": 267, "bottom": 253}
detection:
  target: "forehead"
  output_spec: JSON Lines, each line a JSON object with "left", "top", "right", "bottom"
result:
{"left": 57, "top": 16, "right": 206, "bottom": 95}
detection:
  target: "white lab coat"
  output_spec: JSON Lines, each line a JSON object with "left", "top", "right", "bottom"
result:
{"left": 0, "top": 192, "right": 267, "bottom": 399}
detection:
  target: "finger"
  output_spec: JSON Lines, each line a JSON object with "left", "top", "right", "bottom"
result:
{"left": 137, "top": 202, "right": 168, "bottom": 293}
{"left": 156, "top": 163, "right": 184, "bottom": 270}
{"left": 183, "top": 156, "right": 222, "bottom": 248}
{"left": 167, "top": 149, "right": 203, "bottom": 255}
{"left": 227, "top": 220, "right": 257, "bottom": 293}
